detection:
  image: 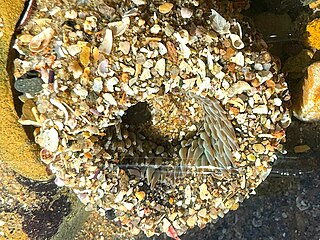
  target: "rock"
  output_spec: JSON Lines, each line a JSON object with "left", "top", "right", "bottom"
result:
{"left": 306, "top": 18, "right": 320, "bottom": 50}
{"left": 293, "top": 62, "right": 320, "bottom": 121}
{"left": 14, "top": 77, "right": 44, "bottom": 94}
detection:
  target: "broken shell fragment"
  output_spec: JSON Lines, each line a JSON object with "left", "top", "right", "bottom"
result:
{"left": 108, "top": 17, "right": 130, "bottom": 36}
{"left": 37, "top": 128, "right": 59, "bottom": 152}
{"left": 209, "top": 9, "right": 230, "bottom": 35}
{"left": 29, "top": 27, "right": 55, "bottom": 52}
{"left": 229, "top": 33, "right": 244, "bottom": 49}
{"left": 99, "top": 29, "right": 113, "bottom": 54}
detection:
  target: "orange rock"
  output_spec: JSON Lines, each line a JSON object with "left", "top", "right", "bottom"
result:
{"left": 306, "top": 18, "right": 320, "bottom": 50}
{"left": 293, "top": 62, "right": 320, "bottom": 121}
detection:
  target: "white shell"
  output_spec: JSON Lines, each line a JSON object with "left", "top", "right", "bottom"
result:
{"left": 108, "top": 17, "right": 130, "bottom": 36}
{"left": 29, "top": 28, "right": 55, "bottom": 52}
{"left": 40, "top": 128, "right": 59, "bottom": 152}
{"left": 97, "top": 59, "right": 109, "bottom": 77}
{"left": 99, "top": 29, "right": 113, "bottom": 54}
{"left": 209, "top": 9, "right": 230, "bottom": 35}
{"left": 229, "top": 33, "right": 244, "bottom": 49}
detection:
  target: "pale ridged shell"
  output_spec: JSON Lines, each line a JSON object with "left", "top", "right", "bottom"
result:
{"left": 29, "top": 28, "right": 55, "bottom": 52}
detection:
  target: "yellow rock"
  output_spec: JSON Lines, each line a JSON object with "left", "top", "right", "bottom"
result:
{"left": 306, "top": 18, "right": 320, "bottom": 50}
{"left": 159, "top": 3, "right": 173, "bottom": 14}
{"left": 293, "top": 62, "right": 320, "bottom": 122}
{"left": 0, "top": 0, "right": 51, "bottom": 180}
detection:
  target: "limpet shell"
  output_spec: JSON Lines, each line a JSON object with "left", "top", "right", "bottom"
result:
{"left": 29, "top": 27, "right": 55, "bottom": 52}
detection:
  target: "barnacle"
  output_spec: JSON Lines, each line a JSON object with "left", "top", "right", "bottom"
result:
{"left": 13, "top": 0, "right": 290, "bottom": 238}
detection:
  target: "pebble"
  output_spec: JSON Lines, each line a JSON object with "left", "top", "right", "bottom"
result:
{"left": 159, "top": 3, "right": 173, "bottom": 14}
{"left": 253, "top": 144, "right": 265, "bottom": 154}
{"left": 199, "top": 183, "right": 211, "bottom": 200}
{"left": 180, "top": 8, "right": 193, "bottom": 18}
{"left": 293, "top": 61, "right": 320, "bottom": 121}
{"left": 184, "top": 185, "right": 191, "bottom": 205}
{"left": 294, "top": 145, "right": 311, "bottom": 153}
{"left": 135, "top": 191, "right": 145, "bottom": 201}
{"left": 14, "top": 77, "right": 44, "bottom": 94}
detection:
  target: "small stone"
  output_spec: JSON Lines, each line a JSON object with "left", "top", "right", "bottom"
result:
{"left": 80, "top": 46, "right": 91, "bottom": 67}
{"left": 186, "top": 215, "right": 197, "bottom": 227}
{"left": 253, "top": 105, "right": 268, "bottom": 115}
{"left": 199, "top": 183, "right": 211, "bottom": 200}
{"left": 253, "top": 144, "right": 265, "bottom": 154}
{"left": 159, "top": 3, "right": 173, "bottom": 14}
{"left": 135, "top": 191, "right": 145, "bottom": 201}
{"left": 150, "top": 24, "right": 161, "bottom": 34}
{"left": 132, "top": 0, "right": 146, "bottom": 5}
{"left": 103, "top": 93, "right": 117, "bottom": 106}
{"left": 123, "top": 202, "right": 134, "bottom": 211}
{"left": 294, "top": 145, "right": 311, "bottom": 153}
{"left": 14, "top": 77, "right": 44, "bottom": 94}
{"left": 168, "top": 212, "right": 178, "bottom": 221}
{"left": 114, "top": 190, "right": 126, "bottom": 203}
{"left": 293, "top": 62, "right": 320, "bottom": 121}
{"left": 273, "top": 98, "right": 282, "bottom": 106}
{"left": 198, "top": 208, "right": 207, "bottom": 218}
{"left": 184, "top": 185, "right": 191, "bottom": 205}
{"left": 92, "top": 78, "right": 103, "bottom": 93}
{"left": 155, "top": 145, "right": 165, "bottom": 154}
{"left": 119, "top": 41, "right": 130, "bottom": 54}
{"left": 247, "top": 153, "right": 256, "bottom": 161}
{"left": 181, "top": 8, "right": 193, "bottom": 18}
{"left": 155, "top": 58, "right": 166, "bottom": 76}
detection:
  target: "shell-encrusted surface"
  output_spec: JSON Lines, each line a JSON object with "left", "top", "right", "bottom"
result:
{"left": 13, "top": 0, "right": 290, "bottom": 238}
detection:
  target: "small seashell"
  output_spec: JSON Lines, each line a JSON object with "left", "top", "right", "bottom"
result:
{"left": 140, "top": 68, "right": 151, "bottom": 80}
{"left": 159, "top": 3, "right": 173, "bottom": 14}
{"left": 253, "top": 105, "right": 268, "bottom": 114}
{"left": 184, "top": 185, "right": 192, "bottom": 205}
{"left": 92, "top": 78, "right": 103, "bottom": 93}
{"left": 199, "top": 183, "right": 211, "bottom": 200}
{"left": 103, "top": 93, "right": 117, "bottom": 106}
{"left": 68, "top": 60, "right": 83, "bottom": 79}
{"left": 230, "top": 52, "right": 244, "bottom": 66}
{"left": 180, "top": 7, "right": 193, "bottom": 18}
{"left": 155, "top": 58, "right": 166, "bottom": 76}
{"left": 108, "top": 17, "right": 130, "bottom": 36}
{"left": 132, "top": 0, "right": 146, "bottom": 5}
{"left": 99, "top": 29, "right": 113, "bottom": 54}
{"left": 150, "top": 24, "right": 161, "bottom": 34}
{"left": 229, "top": 33, "right": 244, "bottom": 49}
{"left": 119, "top": 41, "right": 130, "bottom": 54}
{"left": 105, "top": 77, "right": 119, "bottom": 92}
{"left": 84, "top": 16, "right": 97, "bottom": 33}
{"left": 29, "top": 27, "right": 55, "bottom": 52}
{"left": 209, "top": 9, "right": 230, "bottom": 35}
{"left": 97, "top": 59, "right": 109, "bottom": 77}
{"left": 38, "top": 128, "right": 59, "bottom": 152}
{"left": 227, "top": 81, "right": 252, "bottom": 97}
